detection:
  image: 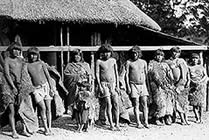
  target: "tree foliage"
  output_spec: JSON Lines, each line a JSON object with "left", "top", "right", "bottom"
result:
{"left": 131, "top": 0, "right": 209, "bottom": 45}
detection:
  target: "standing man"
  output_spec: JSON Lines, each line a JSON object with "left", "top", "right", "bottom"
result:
{"left": 125, "top": 45, "right": 149, "bottom": 128}
{"left": 96, "top": 44, "right": 120, "bottom": 131}
{"left": 27, "top": 47, "right": 53, "bottom": 136}
{"left": 4, "top": 42, "right": 37, "bottom": 138}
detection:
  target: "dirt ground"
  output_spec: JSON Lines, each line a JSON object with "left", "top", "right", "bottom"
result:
{"left": 1, "top": 108, "right": 209, "bottom": 140}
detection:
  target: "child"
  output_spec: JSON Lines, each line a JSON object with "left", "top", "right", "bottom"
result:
{"left": 125, "top": 45, "right": 149, "bottom": 128}
{"left": 27, "top": 47, "right": 53, "bottom": 136}
{"left": 72, "top": 81, "right": 93, "bottom": 132}
{"left": 96, "top": 44, "right": 120, "bottom": 131}
{"left": 188, "top": 53, "right": 208, "bottom": 123}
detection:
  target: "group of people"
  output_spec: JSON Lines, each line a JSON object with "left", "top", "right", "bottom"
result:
{"left": 0, "top": 42, "right": 208, "bottom": 138}
{"left": 93, "top": 44, "right": 208, "bottom": 130}
{"left": 0, "top": 42, "right": 66, "bottom": 138}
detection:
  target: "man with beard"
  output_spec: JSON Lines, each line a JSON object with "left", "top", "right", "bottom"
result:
{"left": 125, "top": 45, "right": 149, "bottom": 128}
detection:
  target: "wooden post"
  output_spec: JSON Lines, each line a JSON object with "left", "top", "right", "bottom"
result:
{"left": 205, "top": 54, "right": 209, "bottom": 111}
{"left": 91, "top": 32, "right": 101, "bottom": 93}
{"left": 67, "top": 26, "right": 70, "bottom": 64}
{"left": 60, "top": 26, "right": 64, "bottom": 81}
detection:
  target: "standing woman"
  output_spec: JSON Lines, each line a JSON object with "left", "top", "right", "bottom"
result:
{"left": 64, "top": 49, "right": 93, "bottom": 114}
{"left": 188, "top": 53, "right": 208, "bottom": 123}
{"left": 148, "top": 49, "right": 174, "bottom": 125}
{"left": 166, "top": 47, "right": 190, "bottom": 125}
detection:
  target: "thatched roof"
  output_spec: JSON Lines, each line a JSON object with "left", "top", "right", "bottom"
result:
{"left": 0, "top": 0, "right": 161, "bottom": 31}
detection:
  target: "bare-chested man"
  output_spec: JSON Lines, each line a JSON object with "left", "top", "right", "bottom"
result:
{"left": 96, "top": 44, "right": 120, "bottom": 131}
{"left": 27, "top": 47, "right": 53, "bottom": 136}
{"left": 125, "top": 46, "right": 149, "bottom": 128}
{"left": 4, "top": 42, "right": 30, "bottom": 138}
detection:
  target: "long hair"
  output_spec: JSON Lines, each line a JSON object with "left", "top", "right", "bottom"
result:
{"left": 154, "top": 49, "right": 165, "bottom": 57}
{"left": 6, "top": 42, "right": 22, "bottom": 56}
{"left": 71, "top": 49, "right": 84, "bottom": 62}
{"left": 97, "top": 44, "right": 113, "bottom": 56}
{"left": 128, "top": 45, "right": 142, "bottom": 59}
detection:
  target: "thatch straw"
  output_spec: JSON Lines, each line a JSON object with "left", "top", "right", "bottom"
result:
{"left": 0, "top": 0, "right": 161, "bottom": 31}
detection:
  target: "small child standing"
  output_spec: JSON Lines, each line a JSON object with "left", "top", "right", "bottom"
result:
{"left": 96, "top": 44, "right": 120, "bottom": 131}
{"left": 27, "top": 47, "right": 53, "bottom": 136}
{"left": 72, "top": 81, "right": 93, "bottom": 132}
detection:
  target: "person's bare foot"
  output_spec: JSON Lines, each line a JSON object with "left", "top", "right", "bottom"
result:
{"left": 21, "top": 130, "right": 31, "bottom": 137}
{"left": 109, "top": 126, "right": 117, "bottom": 131}
{"left": 195, "top": 119, "right": 203, "bottom": 124}
{"left": 115, "top": 126, "right": 121, "bottom": 131}
{"left": 12, "top": 132, "right": 19, "bottom": 139}
{"left": 156, "top": 119, "right": 164, "bottom": 126}
{"left": 44, "top": 130, "right": 52, "bottom": 136}
{"left": 180, "top": 121, "right": 188, "bottom": 125}
{"left": 143, "top": 123, "right": 149, "bottom": 129}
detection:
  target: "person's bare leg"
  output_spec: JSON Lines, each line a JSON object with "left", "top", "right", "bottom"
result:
{"left": 112, "top": 95, "right": 120, "bottom": 130}
{"left": 45, "top": 99, "right": 52, "bottom": 133}
{"left": 21, "top": 123, "right": 31, "bottom": 137}
{"left": 184, "top": 113, "right": 189, "bottom": 125}
{"left": 37, "top": 100, "right": 50, "bottom": 135}
{"left": 140, "top": 96, "right": 149, "bottom": 128}
{"left": 193, "top": 106, "right": 199, "bottom": 123}
{"left": 8, "top": 104, "right": 19, "bottom": 139}
{"left": 178, "top": 111, "right": 188, "bottom": 125}
{"left": 197, "top": 106, "right": 203, "bottom": 123}
{"left": 133, "top": 98, "right": 141, "bottom": 128}
{"left": 105, "top": 97, "right": 114, "bottom": 130}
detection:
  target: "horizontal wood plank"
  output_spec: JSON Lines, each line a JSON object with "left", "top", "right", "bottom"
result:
{"left": 0, "top": 45, "right": 207, "bottom": 52}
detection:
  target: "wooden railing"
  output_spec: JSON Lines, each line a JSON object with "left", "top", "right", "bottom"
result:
{"left": 0, "top": 45, "right": 208, "bottom": 51}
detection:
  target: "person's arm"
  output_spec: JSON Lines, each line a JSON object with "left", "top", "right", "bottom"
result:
{"left": 42, "top": 61, "right": 53, "bottom": 90}
{"left": 176, "top": 59, "right": 188, "bottom": 87}
{"left": 144, "top": 61, "right": 151, "bottom": 93}
{"left": 96, "top": 59, "right": 103, "bottom": 94}
{"left": 199, "top": 66, "right": 208, "bottom": 84}
{"left": 4, "top": 58, "right": 17, "bottom": 93}
{"left": 125, "top": 61, "right": 131, "bottom": 94}
{"left": 114, "top": 59, "right": 120, "bottom": 92}
{"left": 166, "top": 63, "right": 174, "bottom": 83}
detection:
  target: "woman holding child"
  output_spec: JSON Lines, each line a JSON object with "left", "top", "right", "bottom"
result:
{"left": 64, "top": 49, "right": 93, "bottom": 113}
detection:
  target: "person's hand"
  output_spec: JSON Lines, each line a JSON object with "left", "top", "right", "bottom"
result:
{"left": 115, "top": 86, "right": 120, "bottom": 95}
{"left": 49, "top": 89, "right": 55, "bottom": 97}
{"left": 12, "top": 87, "right": 18, "bottom": 95}
{"left": 127, "top": 87, "right": 131, "bottom": 95}
{"left": 176, "top": 86, "right": 184, "bottom": 94}
{"left": 99, "top": 86, "right": 104, "bottom": 93}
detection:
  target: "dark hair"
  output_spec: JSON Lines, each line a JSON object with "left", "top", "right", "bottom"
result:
{"left": 170, "top": 47, "right": 181, "bottom": 53}
{"left": 128, "top": 45, "right": 142, "bottom": 58}
{"left": 97, "top": 44, "right": 113, "bottom": 55}
{"left": 7, "top": 42, "right": 22, "bottom": 55}
{"left": 154, "top": 49, "right": 164, "bottom": 57}
{"left": 77, "top": 81, "right": 90, "bottom": 87}
{"left": 27, "top": 47, "right": 40, "bottom": 60}
{"left": 190, "top": 53, "right": 199, "bottom": 59}
{"left": 71, "top": 49, "right": 83, "bottom": 62}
